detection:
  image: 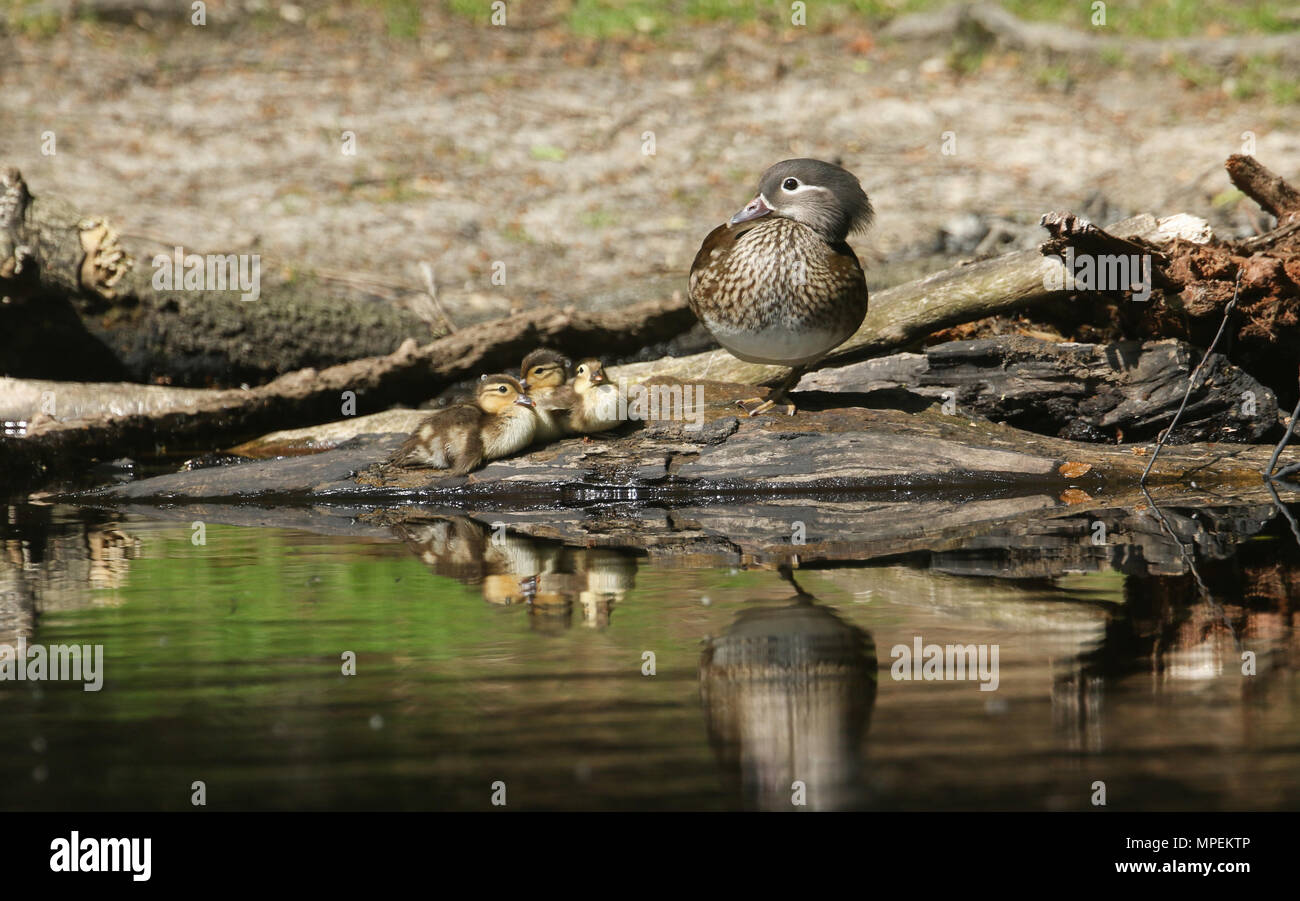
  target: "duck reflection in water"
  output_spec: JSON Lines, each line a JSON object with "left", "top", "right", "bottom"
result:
{"left": 700, "top": 564, "right": 877, "bottom": 811}
{"left": 392, "top": 517, "right": 635, "bottom": 631}
{"left": 1053, "top": 491, "right": 1300, "bottom": 752}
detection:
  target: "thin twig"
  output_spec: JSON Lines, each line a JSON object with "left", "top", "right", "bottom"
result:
{"left": 1140, "top": 270, "right": 1242, "bottom": 485}
{"left": 1139, "top": 486, "right": 1211, "bottom": 598}
{"left": 417, "top": 262, "right": 457, "bottom": 334}
{"left": 1138, "top": 486, "right": 1239, "bottom": 649}
{"left": 1266, "top": 394, "right": 1300, "bottom": 478}
{"left": 1274, "top": 460, "right": 1300, "bottom": 479}
{"left": 1265, "top": 479, "right": 1300, "bottom": 551}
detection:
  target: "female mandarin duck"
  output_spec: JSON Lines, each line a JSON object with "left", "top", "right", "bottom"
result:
{"left": 688, "top": 159, "right": 872, "bottom": 415}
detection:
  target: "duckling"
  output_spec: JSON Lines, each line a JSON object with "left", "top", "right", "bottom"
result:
{"left": 519, "top": 348, "right": 572, "bottom": 444}
{"left": 562, "top": 358, "right": 623, "bottom": 435}
{"left": 388, "top": 374, "right": 535, "bottom": 475}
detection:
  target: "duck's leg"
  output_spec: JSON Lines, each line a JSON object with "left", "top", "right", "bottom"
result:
{"left": 735, "top": 365, "right": 807, "bottom": 417}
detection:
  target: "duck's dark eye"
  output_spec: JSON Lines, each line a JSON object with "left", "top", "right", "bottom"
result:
{"left": 782, "top": 177, "right": 799, "bottom": 191}
{"left": 498, "top": 385, "right": 508, "bottom": 393}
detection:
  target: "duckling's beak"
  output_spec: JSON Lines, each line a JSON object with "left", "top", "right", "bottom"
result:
{"left": 515, "top": 394, "right": 535, "bottom": 407}
{"left": 730, "top": 194, "right": 772, "bottom": 226}
{"left": 589, "top": 371, "right": 606, "bottom": 385}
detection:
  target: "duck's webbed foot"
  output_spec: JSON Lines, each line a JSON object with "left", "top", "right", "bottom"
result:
{"left": 735, "top": 397, "right": 795, "bottom": 417}
{"left": 735, "top": 366, "right": 804, "bottom": 417}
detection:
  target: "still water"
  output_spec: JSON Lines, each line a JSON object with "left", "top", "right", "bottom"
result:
{"left": 2, "top": 496, "right": 1298, "bottom": 811}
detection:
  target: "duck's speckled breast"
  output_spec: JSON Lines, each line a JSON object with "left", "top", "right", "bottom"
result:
{"left": 688, "top": 217, "right": 867, "bottom": 365}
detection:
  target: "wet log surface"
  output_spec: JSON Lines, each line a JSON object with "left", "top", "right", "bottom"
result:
{"left": 60, "top": 370, "right": 1300, "bottom": 576}
{"left": 67, "top": 377, "right": 1282, "bottom": 511}
{"left": 74, "top": 474, "right": 1297, "bottom": 576}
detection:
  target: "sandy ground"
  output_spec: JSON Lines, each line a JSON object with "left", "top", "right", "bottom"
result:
{"left": 2, "top": 6, "right": 1298, "bottom": 327}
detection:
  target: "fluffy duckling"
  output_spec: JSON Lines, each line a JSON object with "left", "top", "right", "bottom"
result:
{"left": 562, "top": 358, "right": 623, "bottom": 435}
{"left": 519, "top": 348, "right": 573, "bottom": 444}
{"left": 388, "top": 374, "right": 535, "bottom": 475}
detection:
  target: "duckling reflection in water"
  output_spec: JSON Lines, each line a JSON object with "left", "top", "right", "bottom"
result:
{"left": 484, "top": 528, "right": 564, "bottom": 607}
{"left": 393, "top": 518, "right": 488, "bottom": 584}
{"left": 391, "top": 516, "right": 635, "bottom": 628}
{"left": 574, "top": 548, "right": 637, "bottom": 628}
{"left": 700, "top": 565, "right": 877, "bottom": 811}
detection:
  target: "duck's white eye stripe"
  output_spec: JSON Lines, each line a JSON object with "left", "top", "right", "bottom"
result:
{"left": 782, "top": 183, "right": 829, "bottom": 195}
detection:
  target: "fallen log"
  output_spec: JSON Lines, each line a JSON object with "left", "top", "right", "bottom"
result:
{"left": 66, "top": 414, "right": 1295, "bottom": 569}
{"left": 0, "top": 209, "right": 1207, "bottom": 478}
{"left": 798, "top": 335, "right": 1280, "bottom": 444}
{"left": 611, "top": 212, "right": 1212, "bottom": 387}
{"left": 615, "top": 157, "right": 1300, "bottom": 406}
{"left": 58, "top": 378, "right": 1283, "bottom": 513}
{"left": 0, "top": 166, "right": 458, "bottom": 385}
{"left": 9, "top": 158, "right": 1299, "bottom": 488}
{"left": 882, "top": 2, "right": 1300, "bottom": 67}
{"left": 0, "top": 298, "right": 694, "bottom": 481}
{"left": 0, "top": 376, "right": 223, "bottom": 424}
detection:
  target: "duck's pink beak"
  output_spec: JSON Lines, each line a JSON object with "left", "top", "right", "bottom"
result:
{"left": 730, "top": 194, "right": 772, "bottom": 226}
{"left": 515, "top": 394, "right": 535, "bottom": 407}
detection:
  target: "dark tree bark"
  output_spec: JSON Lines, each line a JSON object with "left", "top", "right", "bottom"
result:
{"left": 0, "top": 166, "right": 478, "bottom": 386}
{"left": 798, "top": 335, "right": 1280, "bottom": 444}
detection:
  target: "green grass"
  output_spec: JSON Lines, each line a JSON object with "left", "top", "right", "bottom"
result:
{"left": 4, "top": 0, "right": 1292, "bottom": 42}
{"left": 528, "top": 144, "right": 568, "bottom": 162}
{"left": 437, "top": 0, "right": 1299, "bottom": 40}
{"left": 368, "top": 0, "right": 422, "bottom": 38}
{"left": 1231, "top": 54, "right": 1300, "bottom": 104}
{"left": 580, "top": 208, "right": 618, "bottom": 229}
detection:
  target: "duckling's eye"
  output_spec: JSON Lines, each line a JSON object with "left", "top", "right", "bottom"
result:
{"left": 497, "top": 385, "right": 508, "bottom": 393}
{"left": 782, "top": 177, "right": 799, "bottom": 191}
{"left": 577, "top": 366, "right": 587, "bottom": 375}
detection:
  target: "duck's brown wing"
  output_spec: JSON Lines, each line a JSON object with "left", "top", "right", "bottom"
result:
{"left": 689, "top": 222, "right": 735, "bottom": 276}
{"left": 537, "top": 385, "right": 578, "bottom": 414}
{"left": 822, "top": 239, "right": 870, "bottom": 326}
{"left": 389, "top": 405, "right": 481, "bottom": 466}
{"left": 446, "top": 429, "right": 485, "bottom": 476}
{"left": 688, "top": 222, "right": 765, "bottom": 305}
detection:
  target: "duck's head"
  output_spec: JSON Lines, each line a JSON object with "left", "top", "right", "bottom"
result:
{"left": 520, "top": 348, "right": 571, "bottom": 391}
{"left": 729, "top": 158, "right": 873, "bottom": 243}
{"left": 572, "top": 358, "right": 608, "bottom": 393}
{"left": 476, "top": 374, "right": 534, "bottom": 414}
